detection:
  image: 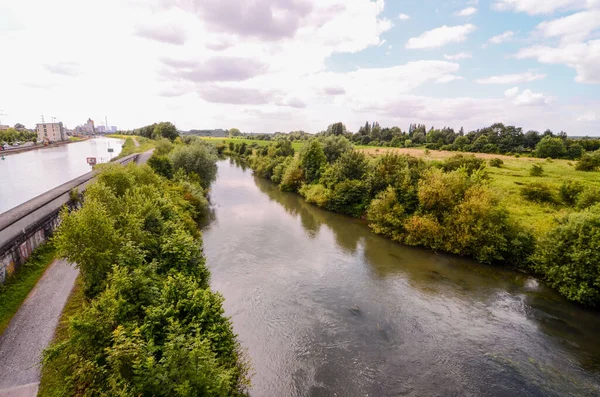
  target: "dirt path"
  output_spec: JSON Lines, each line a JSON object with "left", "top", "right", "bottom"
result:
{"left": 132, "top": 137, "right": 140, "bottom": 147}
{"left": 0, "top": 260, "right": 78, "bottom": 396}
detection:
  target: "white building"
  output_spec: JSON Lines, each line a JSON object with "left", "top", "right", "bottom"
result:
{"left": 36, "top": 122, "right": 66, "bottom": 142}
{"left": 84, "top": 118, "right": 95, "bottom": 134}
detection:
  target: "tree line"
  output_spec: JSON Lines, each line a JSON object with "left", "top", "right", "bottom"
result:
{"left": 43, "top": 140, "right": 249, "bottom": 395}
{"left": 0, "top": 127, "right": 36, "bottom": 144}
{"left": 244, "top": 136, "right": 600, "bottom": 306}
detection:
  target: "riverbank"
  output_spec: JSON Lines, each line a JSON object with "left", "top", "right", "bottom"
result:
{"left": 0, "top": 137, "right": 91, "bottom": 157}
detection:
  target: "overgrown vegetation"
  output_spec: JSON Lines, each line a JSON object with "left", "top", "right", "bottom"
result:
{"left": 243, "top": 135, "right": 600, "bottom": 306}
{"left": 42, "top": 157, "right": 249, "bottom": 395}
{"left": 0, "top": 243, "right": 56, "bottom": 335}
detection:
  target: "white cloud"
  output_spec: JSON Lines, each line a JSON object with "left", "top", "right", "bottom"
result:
{"left": 488, "top": 30, "right": 514, "bottom": 44}
{"left": 406, "top": 24, "right": 476, "bottom": 49}
{"left": 475, "top": 72, "right": 546, "bottom": 84}
{"left": 536, "top": 10, "right": 600, "bottom": 43}
{"left": 444, "top": 52, "right": 472, "bottom": 60}
{"left": 492, "top": 0, "right": 587, "bottom": 15}
{"left": 398, "top": 13, "right": 410, "bottom": 20}
{"left": 577, "top": 112, "right": 598, "bottom": 121}
{"left": 504, "top": 86, "right": 520, "bottom": 97}
{"left": 516, "top": 40, "right": 600, "bottom": 83}
{"left": 455, "top": 7, "right": 477, "bottom": 16}
{"left": 512, "top": 89, "right": 550, "bottom": 106}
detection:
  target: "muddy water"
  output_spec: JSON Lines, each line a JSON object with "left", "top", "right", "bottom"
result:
{"left": 203, "top": 159, "right": 600, "bottom": 397}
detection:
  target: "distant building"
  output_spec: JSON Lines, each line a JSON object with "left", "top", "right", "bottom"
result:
{"left": 110, "top": 126, "right": 117, "bottom": 132}
{"left": 84, "top": 118, "right": 95, "bottom": 134}
{"left": 96, "top": 125, "right": 106, "bottom": 133}
{"left": 36, "top": 122, "right": 66, "bottom": 142}
{"left": 0, "top": 125, "right": 9, "bottom": 131}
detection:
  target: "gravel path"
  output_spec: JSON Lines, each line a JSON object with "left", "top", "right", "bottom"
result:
{"left": 0, "top": 259, "right": 78, "bottom": 395}
{"left": 136, "top": 149, "right": 154, "bottom": 165}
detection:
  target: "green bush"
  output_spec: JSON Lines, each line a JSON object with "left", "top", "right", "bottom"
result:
{"left": 489, "top": 158, "right": 504, "bottom": 167}
{"left": 535, "top": 136, "right": 566, "bottom": 159}
{"left": 366, "top": 187, "right": 406, "bottom": 241}
{"left": 170, "top": 143, "right": 218, "bottom": 189}
{"left": 521, "top": 183, "right": 555, "bottom": 203}
{"left": 320, "top": 150, "right": 370, "bottom": 188}
{"left": 577, "top": 187, "right": 600, "bottom": 210}
{"left": 529, "top": 163, "right": 544, "bottom": 176}
{"left": 154, "top": 138, "right": 175, "bottom": 155}
{"left": 534, "top": 205, "right": 600, "bottom": 305}
{"left": 319, "top": 135, "right": 352, "bottom": 163}
{"left": 299, "top": 184, "right": 331, "bottom": 208}
{"left": 300, "top": 140, "right": 327, "bottom": 183}
{"left": 279, "top": 157, "right": 304, "bottom": 192}
{"left": 442, "top": 154, "right": 486, "bottom": 175}
{"left": 147, "top": 153, "right": 174, "bottom": 179}
{"left": 575, "top": 151, "right": 600, "bottom": 171}
{"left": 327, "top": 179, "right": 369, "bottom": 217}
{"left": 559, "top": 180, "right": 584, "bottom": 206}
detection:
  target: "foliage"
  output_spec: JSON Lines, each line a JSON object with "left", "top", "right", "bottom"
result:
{"left": 534, "top": 205, "right": 600, "bottom": 305}
{"left": 148, "top": 153, "right": 174, "bottom": 179}
{"left": 0, "top": 127, "right": 36, "bottom": 144}
{"left": 154, "top": 138, "right": 175, "bottom": 155}
{"left": 320, "top": 150, "right": 370, "bottom": 188}
{"left": 489, "top": 158, "right": 504, "bottom": 167}
{"left": 575, "top": 151, "right": 600, "bottom": 171}
{"left": 529, "top": 163, "right": 545, "bottom": 177}
{"left": 442, "top": 154, "right": 486, "bottom": 175}
{"left": 327, "top": 179, "right": 369, "bottom": 217}
{"left": 559, "top": 181, "right": 584, "bottom": 206}
{"left": 577, "top": 187, "right": 600, "bottom": 210}
{"left": 300, "top": 140, "right": 327, "bottom": 183}
{"left": 170, "top": 142, "right": 218, "bottom": 189}
{"left": 319, "top": 135, "right": 353, "bottom": 163}
{"left": 279, "top": 157, "right": 304, "bottom": 192}
{"left": 521, "top": 183, "right": 555, "bottom": 204}
{"left": 299, "top": 184, "right": 331, "bottom": 208}
{"left": 535, "top": 136, "right": 566, "bottom": 159}
{"left": 137, "top": 122, "right": 179, "bottom": 142}
{"left": 45, "top": 158, "right": 248, "bottom": 395}
{"left": 366, "top": 187, "right": 406, "bottom": 241}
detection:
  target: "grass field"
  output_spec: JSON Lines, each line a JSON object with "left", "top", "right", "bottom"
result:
{"left": 0, "top": 243, "right": 56, "bottom": 335}
{"left": 200, "top": 136, "right": 305, "bottom": 151}
{"left": 107, "top": 135, "right": 155, "bottom": 160}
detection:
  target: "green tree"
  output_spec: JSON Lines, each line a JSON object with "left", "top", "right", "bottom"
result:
{"left": 319, "top": 135, "right": 353, "bottom": 163}
{"left": 148, "top": 153, "right": 174, "bottom": 179}
{"left": 300, "top": 140, "right": 327, "bottom": 183}
{"left": 229, "top": 128, "right": 241, "bottom": 137}
{"left": 535, "top": 136, "right": 566, "bottom": 159}
{"left": 153, "top": 122, "right": 179, "bottom": 142}
{"left": 170, "top": 143, "right": 218, "bottom": 189}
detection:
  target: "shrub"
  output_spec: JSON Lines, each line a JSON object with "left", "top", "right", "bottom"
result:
{"left": 320, "top": 151, "right": 370, "bottom": 188}
{"left": 319, "top": 135, "right": 352, "bottom": 163}
{"left": 577, "top": 187, "right": 600, "bottom": 210}
{"left": 148, "top": 154, "right": 174, "bottom": 179}
{"left": 299, "top": 184, "right": 331, "bottom": 208}
{"left": 366, "top": 187, "right": 406, "bottom": 241}
{"left": 489, "top": 158, "right": 504, "bottom": 167}
{"left": 271, "top": 157, "right": 292, "bottom": 184}
{"left": 170, "top": 143, "right": 218, "bottom": 189}
{"left": 442, "top": 154, "right": 486, "bottom": 175}
{"left": 154, "top": 138, "right": 175, "bottom": 155}
{"left": 215, "top": 144, "right": 226, "bottom": 155}
{"left": 534, "top": 205, "right": 600, "bottom": 305}
{"left": 529, "top": 163, "right": 544, "bottom": 176}
{"left": 559, "top": 180, "right": 584, "bottom": 206}
{"left": 575, "top": 152, "right": 600, "bottom": 171}
{"left": 417, "top": 169, "right": 472, "bottom": 219}
{"left": 403, "top": 214, "right": 443, "bottom": 250}
{"left": 327, "top": 179, "right": 369, "bottom": 217}
{"left": 279, "top": 157, "right": 304, "bottom": 192}
{"left": 520, "top": 183, "right": 555, "bottom": 203}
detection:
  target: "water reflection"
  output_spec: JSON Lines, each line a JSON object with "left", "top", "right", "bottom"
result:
{"left": 203, "top": 160, "right": 600, "bottom": 397}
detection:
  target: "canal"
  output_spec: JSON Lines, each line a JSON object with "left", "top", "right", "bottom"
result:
{"left": 0, "top": 137, "right": 123, "bottom": 214}
{"left": 203, "top": 159, "right": 600, "bottom": 397}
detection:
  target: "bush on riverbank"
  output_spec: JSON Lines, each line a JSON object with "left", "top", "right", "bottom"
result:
{"left": 44, "top": 160, "right": 249, "bottom": 395}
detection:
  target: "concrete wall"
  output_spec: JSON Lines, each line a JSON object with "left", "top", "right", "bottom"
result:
{"left": 0, "top": 153, "right": 140, "bottom": 284}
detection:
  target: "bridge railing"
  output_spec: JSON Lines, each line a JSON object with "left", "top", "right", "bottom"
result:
{"left": 0, "top": 153, "right": 140, "bottom": 284}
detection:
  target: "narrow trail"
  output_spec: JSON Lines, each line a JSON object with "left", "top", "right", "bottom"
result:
{"left": 0, "top": 260, "right": 78, "bottom": 396}
{"left": 132, "top": 137, "right": 140, "bottom": 147}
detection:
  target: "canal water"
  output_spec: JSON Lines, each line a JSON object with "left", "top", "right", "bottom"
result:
{"left": 0, "top": 137, "right": 123, "bottom": 214}
{"left": 203, "top": 159, "right": 600, "bottom": 397}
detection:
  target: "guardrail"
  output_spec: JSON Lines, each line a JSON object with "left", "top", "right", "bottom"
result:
{"left": 0, "top": 153, "right": 140, "bottom": 284}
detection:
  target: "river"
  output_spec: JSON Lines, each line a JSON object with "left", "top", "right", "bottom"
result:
{"left": 203, "top": 159, "right": 600, "bottom": 397}
{"left": 0, "top": 137, "right": 123, "bottom": 214}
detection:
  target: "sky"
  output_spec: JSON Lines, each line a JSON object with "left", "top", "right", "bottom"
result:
{"left": 0, "top": 0, "right": 599, "bottom": 135}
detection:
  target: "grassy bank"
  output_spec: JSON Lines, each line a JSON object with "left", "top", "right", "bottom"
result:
{"left": 357, "top": 147, "right": 600, "bottom": 234}
{"left": 109, "top": 135, "right": 155, "bottom": 160}
{"left": 0, "top": 243, "right": 56, "bottom": 335}
{"left": 38, "top": 277, "right": 85, "bottom": 396}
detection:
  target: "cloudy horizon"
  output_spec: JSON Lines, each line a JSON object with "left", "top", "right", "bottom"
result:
{"left": 0, "top": 0, "right": 599, "bottom": 135}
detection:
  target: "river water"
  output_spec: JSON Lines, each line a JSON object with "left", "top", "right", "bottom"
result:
{"left": 0, "top": 137, "right": 123, "bottom": 214}
{"left": 203, "top": 159, "right": 600, "bottom": 397}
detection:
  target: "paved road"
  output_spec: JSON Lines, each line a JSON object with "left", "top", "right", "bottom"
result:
{"left": 136, "top": 148, "right": 154, "bottom": 165}
{"left": 0, "top": 259, "right": 78, "bottom": 396}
